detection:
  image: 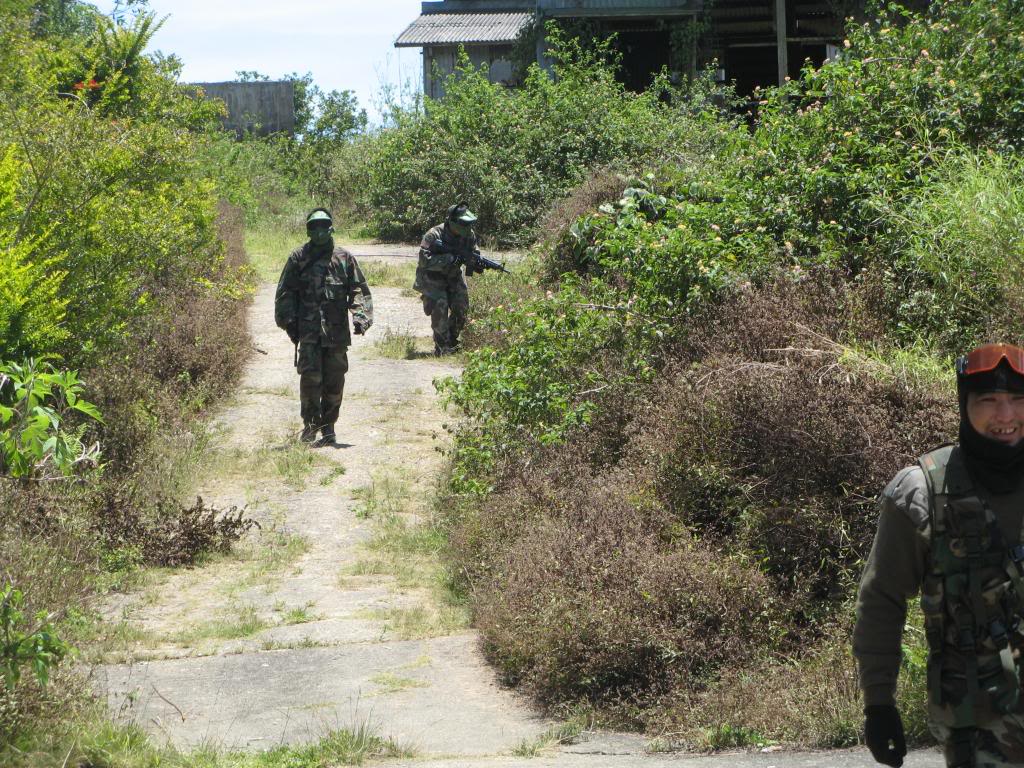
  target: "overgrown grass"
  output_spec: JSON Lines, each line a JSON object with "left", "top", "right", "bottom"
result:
{"left": 359, "top": 259, "right": 417, "bottom": 289}
{"left": 0, "top": 710, "right": 413, "bottom": 768}
{"left": 227, "top": 526, "right": 311, "bottom": 593}
{"left": 372, "top": 328, "right": 421, "bottom": 360}
{"left": 342, "top": 470, "right": 469, "bottom": 636}
{"left": 171, "top": 603, "right": 268, "bottom": 645}
{"left": 511, "top": 711, "right": 591, "bottom": 757}
{"left": 203, "top": 439, "right": 322, "bottom": 492}
{"left": 350, "top": 471, "right": 413, "bottom": 520}
{"left": 356, "top": 605, "right": 467, "bottom": 641}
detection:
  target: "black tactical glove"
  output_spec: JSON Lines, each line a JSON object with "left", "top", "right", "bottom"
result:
{"left": 353, "top": 316, "right": 370, "bottom": 335}
{"left": 286, "top": 322, "right": 299, "bottom": 344}
{"left": 864, "top": 705, "right": 906, "bottom": 767}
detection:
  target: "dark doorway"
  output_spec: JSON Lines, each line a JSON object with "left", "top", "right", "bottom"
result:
{"left": 725, "top": 45, "right": 778, "bottom": 94}
{"left": 612, "top": 27, "right": 672, "bottom": 92}
{"left": 788, "top": 42, "right": 828, "bottom": 79}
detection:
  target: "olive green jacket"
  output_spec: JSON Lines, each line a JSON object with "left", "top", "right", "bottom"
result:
{"left": 853, "top": 461, "right": 1024, "bottom": 707}
{"left": 413, "top": 223, "right": 475, "bottom": 295}
{"left": 274, "top": 241, "right": 373, "bottom": 348}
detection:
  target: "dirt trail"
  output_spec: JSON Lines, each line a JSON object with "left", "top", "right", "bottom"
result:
{"left": 95, "top": 247, "right": 942, "bottom": 767}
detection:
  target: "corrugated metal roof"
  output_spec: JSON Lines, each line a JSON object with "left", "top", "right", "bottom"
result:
{"left": 395, "top": 12, "right": 533, "bottom": 47}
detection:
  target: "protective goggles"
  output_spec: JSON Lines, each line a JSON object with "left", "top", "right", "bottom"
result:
{"left": 956, "top": 343, "right": 1024, "bottom": 377}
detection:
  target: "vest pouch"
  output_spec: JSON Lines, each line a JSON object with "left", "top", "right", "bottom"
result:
{"left": 321, "top": 277, "right": 348, "bottom": 344}
{"left": 936, "top": 649, "right": 970, "bottom": 711}
{"left": 977, "top": 649, "right": 1020, "bottom": 714}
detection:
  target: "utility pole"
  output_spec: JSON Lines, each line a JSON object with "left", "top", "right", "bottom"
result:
{"left": 775, "top": 0, "right": 788, "bottom": 86}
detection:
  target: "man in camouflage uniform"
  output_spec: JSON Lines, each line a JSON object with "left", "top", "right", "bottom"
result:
{"left": 855, "top": 343, "right": 1024, "bottom": 767}
{"left": 413, "top": 202, "right": 477, "bottom": 355}
{"left": 274, "top": 208, "right": 373, "bottom": 445}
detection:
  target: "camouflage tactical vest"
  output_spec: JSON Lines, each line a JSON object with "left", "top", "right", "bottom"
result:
{"left": 919, "top": 445, "right": 1024, "bottom": 727}
{"left": 289, "top": 246, "right": 356, "bottom": 347}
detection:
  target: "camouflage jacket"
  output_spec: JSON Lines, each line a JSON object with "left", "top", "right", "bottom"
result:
{"left": 274, "top": 241, "right": 373, "bottom": 348}
{"left": 414, "top": 224, "right": 477, "bottom": 289}
{"left": 854, "top": 453, "right": 1024, "bottom": 714}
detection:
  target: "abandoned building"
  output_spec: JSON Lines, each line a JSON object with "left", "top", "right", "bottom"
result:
{"left": 193, "top": 80, "right": 296, "bottom": 137}
{"left": 395, "top": 0, "right": 852, "bottom": 99}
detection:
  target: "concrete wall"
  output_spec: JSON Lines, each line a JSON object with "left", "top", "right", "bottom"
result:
{"left": 194, "top": 81, "right": 296, "bottom": 137}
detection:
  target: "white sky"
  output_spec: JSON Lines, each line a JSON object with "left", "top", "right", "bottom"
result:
{"left": 92, "top": 0, "right": 426, "bottom": 123}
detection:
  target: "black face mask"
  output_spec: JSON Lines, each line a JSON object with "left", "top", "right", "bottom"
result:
{"left": 958, "top": 362, "right": 1024, "bottom": 494}
{"left": 307, "top": 225, "right": 333, "bottom": 249}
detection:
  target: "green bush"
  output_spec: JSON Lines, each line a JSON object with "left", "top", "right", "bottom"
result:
{"left": 356, "top": 28, "right": 680, "bottom": 246}
{"left": 1, "top": 584, "right": 70, "bottom": 690}
{"left": 0, "top": 147, "right": 67, "bottom": 357}
{"left": 0, "top": 358, "right": 102, "bottom": 481}
{"left": 0, "top": 3, "right": 256, "bottom": 746}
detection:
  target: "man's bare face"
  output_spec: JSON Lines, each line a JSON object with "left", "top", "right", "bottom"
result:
{"left": 967, "top": 390, "right": 1024, "bottom": 446}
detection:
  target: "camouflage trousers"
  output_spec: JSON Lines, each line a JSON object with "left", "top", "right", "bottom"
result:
{"left": 417, "top": 271, "right": 468, "bottom": 353}
{"left": 932, "top": 717, "right": 1024, "bottom": 767}
{"left": 296, "top": 340, "right": 349, "bottom": 430}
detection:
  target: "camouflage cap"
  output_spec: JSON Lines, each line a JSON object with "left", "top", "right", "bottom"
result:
{"left": 306, "top": 208, "right": 333, "bottom": 226}
{"left": 446, "top": 202, "right": 477, "bottom": 225}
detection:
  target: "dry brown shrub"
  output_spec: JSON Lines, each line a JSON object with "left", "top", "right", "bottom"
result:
{"left": 662, "top": 629, "right": 863, "bottom": 749}
{"left": 536, "top": 168, "right": 627, "bottom": 279}
{"left": 629, "top": 273, "right": 954, "bottom": 616}
{"left": 0, "top": 483, "right": 95, "bottom": 617}
{"left": 537, "top": 167, "right": 627, "bottom": 244}
{"left": 449, "top": 268, "right": 954, "bottom": 727}
{"left": 97, "top": 493, "right": 256, "bottom": 567}
{"left": 457, "top": 457, "right": 775, "bottom": 709}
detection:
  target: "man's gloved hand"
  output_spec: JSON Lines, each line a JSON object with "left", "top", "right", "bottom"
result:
{"left": 353, "top": 316, "right": 371, "bottom": 335}
{"left": 864, "top": 705, "right": 906, "bottom": 767}
{"left": 286, "top": 322, "right": 299, "bottom": 345}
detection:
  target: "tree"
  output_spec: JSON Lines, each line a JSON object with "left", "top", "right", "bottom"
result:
{"left": 308, "top": 89, "right": 367, "bottom": 145}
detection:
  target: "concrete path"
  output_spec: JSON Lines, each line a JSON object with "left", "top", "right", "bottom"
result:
{"left": 95, "top": 246, "right": 943, "bottom": 767}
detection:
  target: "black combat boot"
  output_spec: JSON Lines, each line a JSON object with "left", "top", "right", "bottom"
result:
{"left": 319, "top": 424, "right": 337, "bottom": 446}
{"left": 300, "top": 423, "right": 318, "bottom": 444}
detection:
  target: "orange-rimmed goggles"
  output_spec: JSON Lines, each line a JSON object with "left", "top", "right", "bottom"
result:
{"left": 956, "top": 344, "right": 1024, "bottom": 377}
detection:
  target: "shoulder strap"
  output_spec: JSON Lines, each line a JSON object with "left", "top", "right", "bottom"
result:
{"left": 920, "top": 444, "right": 972, "bottom": 535}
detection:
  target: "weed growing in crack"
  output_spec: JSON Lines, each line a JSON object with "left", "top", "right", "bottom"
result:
{"left": 171, "top": 603, "right": 266, "bottom": 644}
{"left": 369, "top": 671, "right": 429, "bottom": 695}
{"left": 372, "top": 328, "right": 420, "bottom": 360}
{"left": 358, "top": 259, "right": 417, "bottom": 289}
{"left": 511, "top": 710, "right": 592, "bottom": 757}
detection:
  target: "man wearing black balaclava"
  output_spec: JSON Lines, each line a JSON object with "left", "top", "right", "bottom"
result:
{"left": 854, "top": 343, "right": 1024, "bottom": 768}
{"left": 274, "top": 208, "right": 373, "bottom": 445}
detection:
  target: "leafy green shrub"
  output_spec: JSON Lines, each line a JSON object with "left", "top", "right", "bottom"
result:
{"left": 0, "top": 147, "right": 67, "bottom": 357}
{"left": 0, "top": 359, "right": 102, "bottom": 481}
{"left": 0, "top": 584, "right": 69, "bottom": 690}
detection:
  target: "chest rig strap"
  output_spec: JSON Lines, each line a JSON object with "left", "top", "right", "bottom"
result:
{"left": 920, "top": 446, "right": 1022, "bottom": 727}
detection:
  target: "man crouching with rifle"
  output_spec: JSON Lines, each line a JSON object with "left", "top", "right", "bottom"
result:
{"left": 413, "top": 202, "right": 506, "bottom": 356}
